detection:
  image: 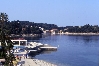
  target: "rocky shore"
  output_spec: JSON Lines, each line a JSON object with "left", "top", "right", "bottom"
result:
{"left": 21, "top": 57, "right": 57, "bottom": 66}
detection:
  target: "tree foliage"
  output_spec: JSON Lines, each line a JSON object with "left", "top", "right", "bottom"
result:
{"left": 4, "top": 21, "right": 44, "bottom": 35}
{"left": 64, "top": 24, "right": 99, "bottom": 33}
{"left": 0, "top": 13, "right": 14, "bottom": 66}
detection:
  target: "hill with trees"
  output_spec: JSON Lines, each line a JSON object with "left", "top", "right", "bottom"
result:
{"left": 2, "top": 20, "right": 99, "bottom": 35}
{"left": 64, "top": 24, "right": 99, "bottom": 33}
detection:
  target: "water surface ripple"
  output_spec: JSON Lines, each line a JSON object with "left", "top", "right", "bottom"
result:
{"left": 29, "top": 35, "right": 99, "bottom": 66}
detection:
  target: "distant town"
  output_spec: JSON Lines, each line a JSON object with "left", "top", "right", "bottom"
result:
{"left": 2, "top": 20, "right": 99, "bottom": 36}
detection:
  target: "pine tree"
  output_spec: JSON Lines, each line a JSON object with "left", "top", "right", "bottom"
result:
{"left": 0, "top": 13, "right": 14, "bottom": 66}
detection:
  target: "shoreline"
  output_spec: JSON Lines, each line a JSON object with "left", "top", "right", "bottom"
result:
{"left": 33, "top": 58, "right": 57, "bottom": 66}
{"left": 57, "top": 33, "right": 99, "bottom": 35}
{"left": 15, "top": 53, "right": 57, "bottom": 66}
{"left": 20, "top": 57, "right": 57, "bottom": 66}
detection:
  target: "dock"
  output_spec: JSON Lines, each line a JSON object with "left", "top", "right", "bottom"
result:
{"left": 11, "top": 40, "right": 58, "bottom": 66}
{"left": 40, "top": 47, "right": 57, "bottom": 51}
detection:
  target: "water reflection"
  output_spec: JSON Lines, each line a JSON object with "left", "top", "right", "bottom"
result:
{"left": 28, "top": 50, "right": 57, "bottom": 57}
{"left": 40, "top": 50, "right": 57, "bottom": 54}
{"left": 66, "top": 35, "right": 99, "bottom": 47}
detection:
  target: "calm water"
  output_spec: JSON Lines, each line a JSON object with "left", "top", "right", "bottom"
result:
{"left": 29, "top": 35, "right": 99, "bottom": 66}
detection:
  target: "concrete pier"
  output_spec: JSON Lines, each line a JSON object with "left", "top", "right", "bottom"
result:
{"left": 40, "top": 47, "right": 57, "bottom": 51}
{"left": 20, "top": 57, "right": 57, "bottom": 66}
{"left": 21, "top": 58, "right": 39, "bottom": 66}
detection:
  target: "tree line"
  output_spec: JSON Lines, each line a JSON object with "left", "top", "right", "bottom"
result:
{"left": 2, "top": 20, "right": 44, "bottom": 35}
{"left": 2, "top": 20, "right": 99, "bottom": 35}
{"left": 2, "top": 20, "right": 59, "bottom": 35}
{"left": 63, "top": 24, "right": 99, "bottom": 33}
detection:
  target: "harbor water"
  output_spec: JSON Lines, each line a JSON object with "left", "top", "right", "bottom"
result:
{"left": 28, "top": 35, "right": 99, "bottom": 66}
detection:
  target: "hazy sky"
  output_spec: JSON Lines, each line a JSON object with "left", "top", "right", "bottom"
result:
{"left": 0, "top": 0, "right": 99, "bottom": 26}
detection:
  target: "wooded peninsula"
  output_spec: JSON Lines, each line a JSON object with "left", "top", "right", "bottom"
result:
{"left": 1, "top": 20, "right": 99, "bottom": 36}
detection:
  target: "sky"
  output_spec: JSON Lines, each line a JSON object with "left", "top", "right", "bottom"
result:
{"left": 0, "top": 0, "right": 99, "bottom": 26}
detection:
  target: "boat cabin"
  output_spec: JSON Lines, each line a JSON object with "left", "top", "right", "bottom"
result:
{"left": 11, "top": 40, "right": 27, "bottom": 46}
